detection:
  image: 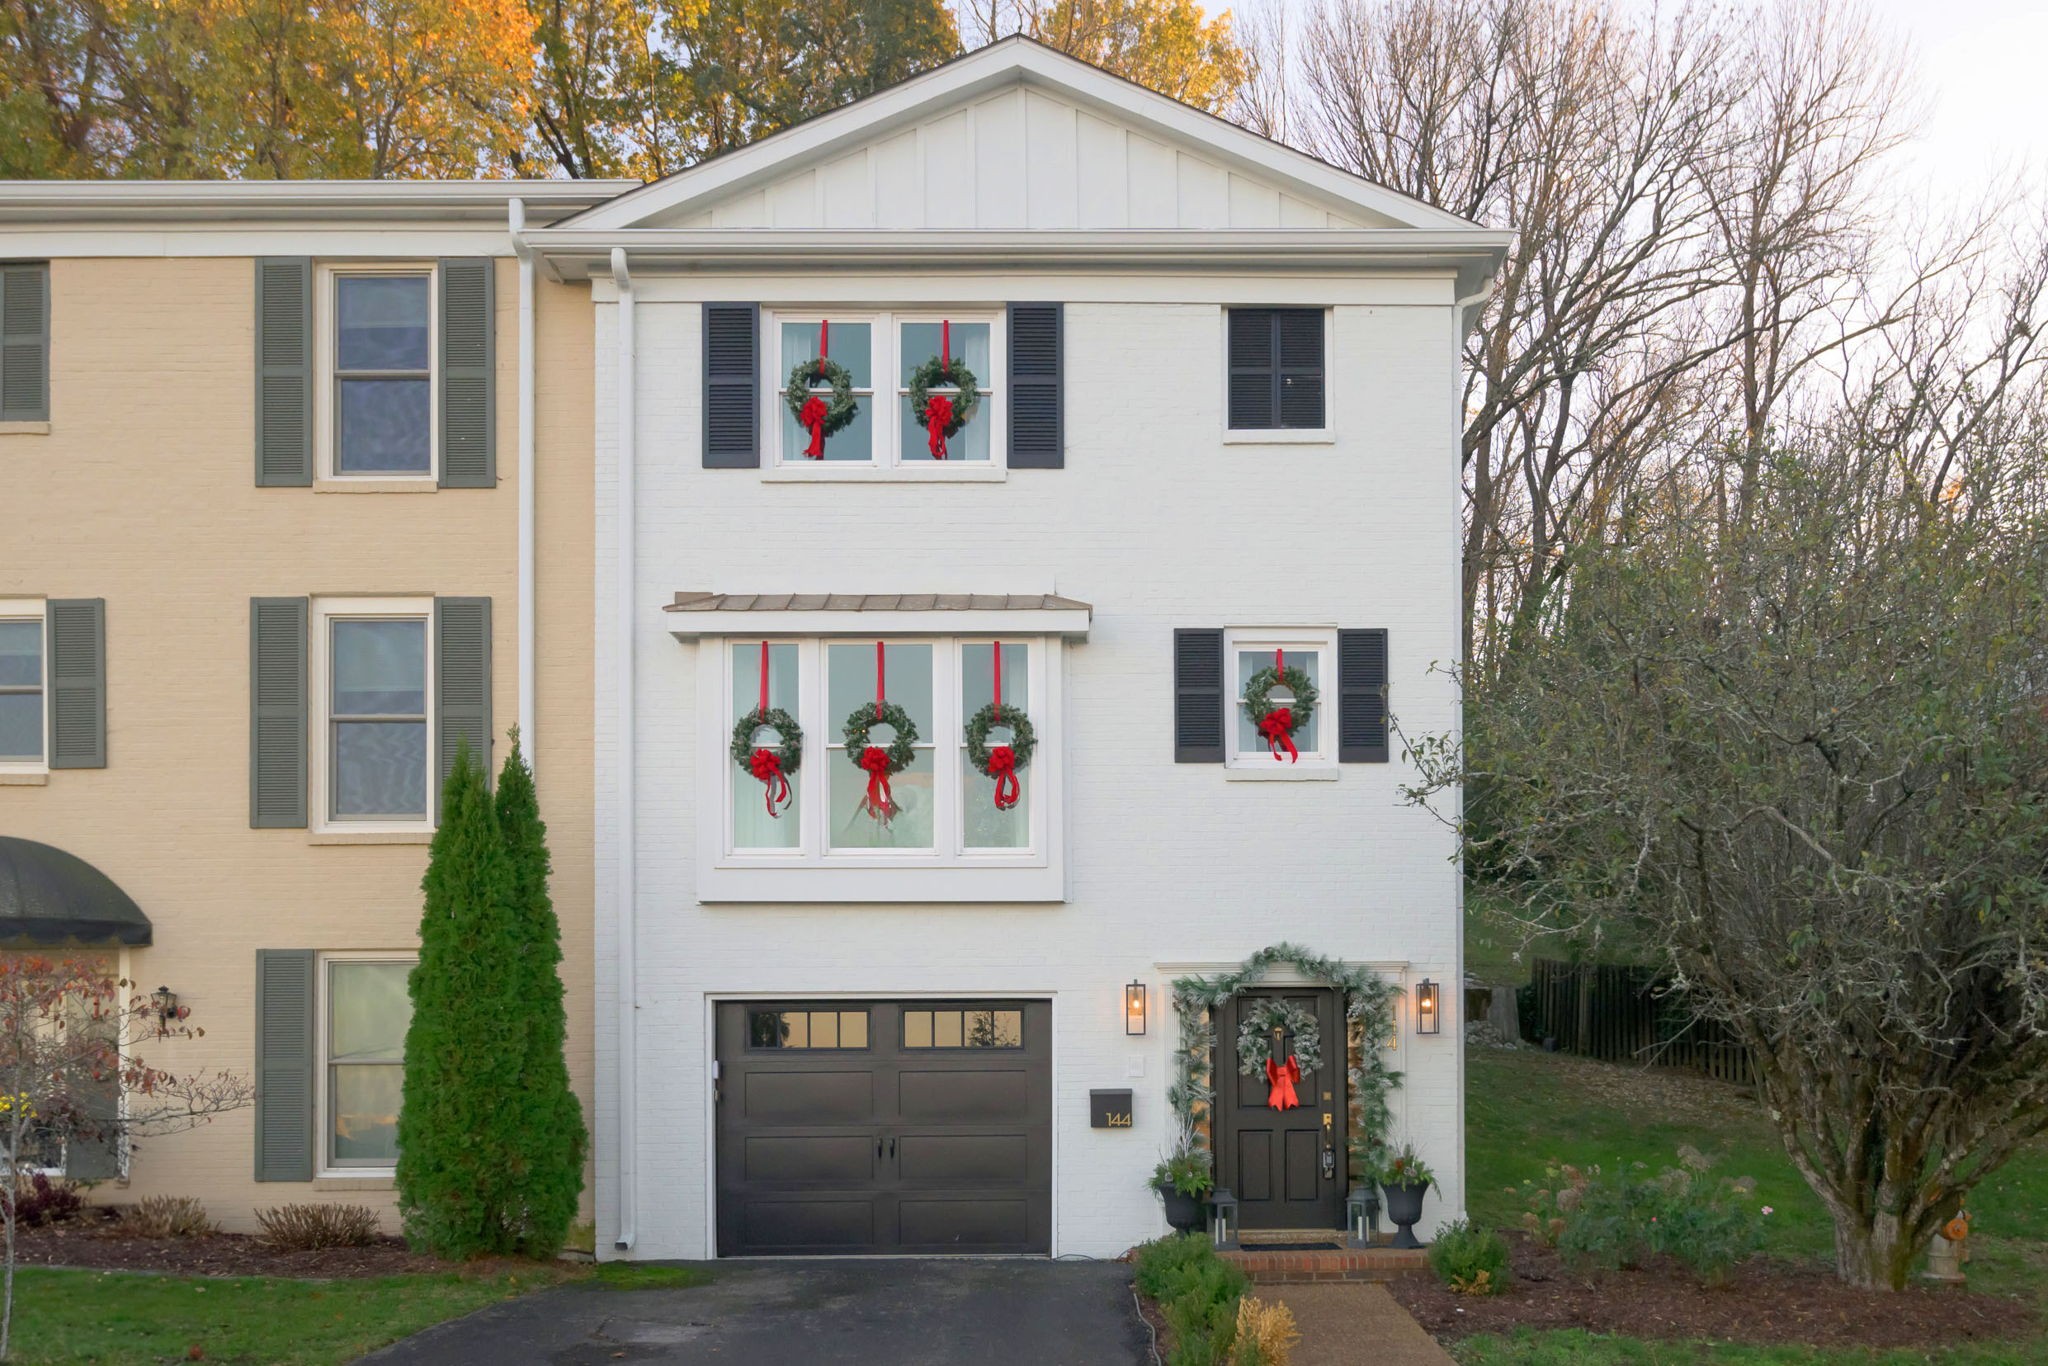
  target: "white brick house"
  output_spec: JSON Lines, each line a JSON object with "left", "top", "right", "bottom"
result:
{"left": 532, "top": 38, "right": 1510, "bottom": 1260}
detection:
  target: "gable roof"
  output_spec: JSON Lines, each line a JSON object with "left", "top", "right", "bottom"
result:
{"left": 561, "top": 38, "right": 1487, "bottom": 237}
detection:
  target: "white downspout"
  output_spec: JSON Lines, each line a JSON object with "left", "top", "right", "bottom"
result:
{"left": 610, "top": 246, "right": 638, "bottom": 1253}
{"left": 510, "top": 199, "right": 537, "bottom": 768}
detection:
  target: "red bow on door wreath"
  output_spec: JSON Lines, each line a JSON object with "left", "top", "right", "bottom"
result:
{"left": 1264, "top": 1055, "right": 1302, "bottom": 1110}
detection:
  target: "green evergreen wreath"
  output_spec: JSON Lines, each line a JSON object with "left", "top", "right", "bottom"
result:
{"left": 729, "top": 707, "right": 803, "bottom": 773}
{"left": 841, "top": 702, "right": 919, "bottom": 773}
{"left": 964, "top": 702, "right": 1035, "bottom": 775}
{"left": 1244, "top": 664, "right": 1319, "bottom": 743}
{"left": 908, "top": 356, "right": 981, "bottom": 438}
{"left": 1236, "top": 998, "right": 1324, "bottom": 1074}
{"left": 783, "top": 357, "right": 860, "bottom": 438}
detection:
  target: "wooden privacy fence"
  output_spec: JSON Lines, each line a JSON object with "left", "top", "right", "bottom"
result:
{"left": 1526, "top": 959, "right": 1754, "bottom": 1085}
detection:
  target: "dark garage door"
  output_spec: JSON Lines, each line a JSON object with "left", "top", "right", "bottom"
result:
{"left": 715, "top": 999, "right": 1052, "bottom": 1256}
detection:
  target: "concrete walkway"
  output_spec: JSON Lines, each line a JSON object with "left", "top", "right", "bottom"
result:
{"left": 1271, "top": 1284, "right": 1457, "bottom": 1366}
{"left": 358, "top": 1258, "right": 1148, "bottom": 1366}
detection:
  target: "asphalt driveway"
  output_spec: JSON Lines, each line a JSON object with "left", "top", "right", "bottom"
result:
{"left": 358, "top": 1258, "right": 1149, "bottom": 1365}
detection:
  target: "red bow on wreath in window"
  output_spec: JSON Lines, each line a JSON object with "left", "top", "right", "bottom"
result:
{"left": 965, "top": 641, "right": 1036, "bottom": 811}
{"left": 729, "top": 642, "right": 802, "bottom": 818}
{"left": 842, "top": 642, "right": 918, "bottom": 825}
{"left": 909, "top": 320, "right": 981, "bottom": 461}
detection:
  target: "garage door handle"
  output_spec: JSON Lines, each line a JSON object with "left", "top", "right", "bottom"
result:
{"left": 876, "top": 1137, "right": 884, "bottom": 1160}
{"left": 889, "top": 1137, "right": 897, "bottom": 1160}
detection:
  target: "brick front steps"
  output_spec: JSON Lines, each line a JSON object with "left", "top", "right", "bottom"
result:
{"left": 1220, "top": 1236, "right": 1431, "bottom": 1284}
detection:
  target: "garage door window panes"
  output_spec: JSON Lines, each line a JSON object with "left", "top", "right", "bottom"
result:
{"left": 902, "top": 1007, "right": 1023, "bottom": 1049}
{"left": 748, "top": 1008, "right": 869, "bottom": 1049}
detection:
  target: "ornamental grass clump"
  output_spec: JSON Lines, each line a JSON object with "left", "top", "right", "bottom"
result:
{"left": 255, "top": 1203, "right": 380, "bottom": 1250}
{"left": 1228, "top": 1296, "right": 1299, "bottom": 1365}
{"left": 118, "top": 1196, "right": 215, "bottom": 1239}
{"left": 1428, "top": 1218, "right": 1512, "bottom": 1295}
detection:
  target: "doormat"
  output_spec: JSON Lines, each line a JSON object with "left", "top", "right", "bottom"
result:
{"left": 1230, "top": 1240, "right": 1348, "bottom": 1252}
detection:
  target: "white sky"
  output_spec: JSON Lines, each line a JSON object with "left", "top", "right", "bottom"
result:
{"left": 1866, "top": 0, "right": 2048, "bottom": 197}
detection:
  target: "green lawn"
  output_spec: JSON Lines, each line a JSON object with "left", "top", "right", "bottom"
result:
{"left": 1459, "top": 1046, "right": 2048, "bottom": 1364}
{"left": 0, "top": 1259, "right": 709, "bottom": 1365}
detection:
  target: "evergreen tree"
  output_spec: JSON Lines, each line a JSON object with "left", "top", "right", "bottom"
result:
{"left": 495, "top": 732, "right": 588, "bottom": 1258}
{"left": 396, "top": 740, "right": 526, "bottom": 1258}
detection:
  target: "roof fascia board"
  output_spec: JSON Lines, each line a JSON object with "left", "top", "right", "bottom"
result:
{"left": 0, "top": 179, "right": 640, "bottom": 226}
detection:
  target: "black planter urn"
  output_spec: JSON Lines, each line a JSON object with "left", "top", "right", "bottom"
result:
{"left": 1382, "top": 1181, "right": 1430, "bottom": 1249}
{"left": 1157, "top": 1185, "right": 1205, "bottom": 1233}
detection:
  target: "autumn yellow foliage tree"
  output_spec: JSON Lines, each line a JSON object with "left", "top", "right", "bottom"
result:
{"left": 965, "top": 0, "right": 1249, "bottom": 113}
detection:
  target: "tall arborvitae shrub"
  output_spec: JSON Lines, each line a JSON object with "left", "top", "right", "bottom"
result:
{"left": 397, "top": 740, "right": 526, "bottom": 1258}
{"left": 495, "top": 732, "right": 587, "bottom": 1257}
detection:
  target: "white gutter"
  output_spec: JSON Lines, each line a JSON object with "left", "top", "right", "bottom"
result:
{"left": 610, "top": 246, "right": 638, "bottom": 1253}
{"left": 510, "top": 200, "right": 537, "bottom": 771}
{"left": 0, "top": 178, "right": 640, "bottom": 224}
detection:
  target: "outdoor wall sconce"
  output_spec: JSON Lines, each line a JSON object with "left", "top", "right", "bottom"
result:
{"left": 1125, "top": 980, "right": 1148, "bottom": 1036}
{"left": 151, "top": 985, "right": 181, "bottom": 1035}
{"left": 1415, "top": 978, "right": 1440, "bottom": 1035}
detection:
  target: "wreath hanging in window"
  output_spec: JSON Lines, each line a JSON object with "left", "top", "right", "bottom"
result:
{"left": 1243, "top": 648, "right": 1319, "bottom": 762}
{"left": 908, "top": 320, "right": 980, "bottom": 460}
{"left": 730, "top": 643, "right": 802, "bottom": 817}
{"left": 1236, "top": 997, "right": 1323, "bottom": 1110}
{"left": 963, "top": 641, "right": 1034, "bottom": 810}
{"left": 842, "top": 642, "right": 919, "bottom": 824}
{"left": 782, "top": 319, "right": 859, "bottom": 458}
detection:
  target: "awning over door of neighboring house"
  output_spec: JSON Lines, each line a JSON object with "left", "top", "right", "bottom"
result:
{"left": 0, "top": 837, "right": 152, "bottom": 948}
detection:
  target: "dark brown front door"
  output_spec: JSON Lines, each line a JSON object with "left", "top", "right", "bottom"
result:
{"left": 1218, "top": 988, "right": 1346, "bottom": 1229}
{"left": 714, "top": 1000, "right": 1052, "bottom": 1255}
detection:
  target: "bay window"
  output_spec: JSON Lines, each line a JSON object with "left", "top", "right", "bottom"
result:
{"left": 768, "top": 310, "right": 1004, "bottom": 470}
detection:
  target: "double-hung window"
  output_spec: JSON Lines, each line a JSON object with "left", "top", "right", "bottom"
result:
{"left": 0, "top": 602, "right": 45, "bottom": 770}
{"left": 321, "top": 955, "right": 414, "bottom": 1170}
{"left": 1225, "top": 629, "right": 1335, "bottom": 768}
{"left": 323, "top": 268, "right": 435, "bottom": 478}
{"left": 768, "top": 310, "right": 1003, "bottom": 471}
{"left": 313, "top": 598, "right": 432, "bottom": 831}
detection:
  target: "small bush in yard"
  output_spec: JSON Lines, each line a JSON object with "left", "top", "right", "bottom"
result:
{"left": 1228, "top": 1296, "right": 1298, "bottom": 1365}
{"left": 6, "top": 1171, "right": 83, "bottom": 1229}
{"left": 1133, "top": 1233, "right": 1250, "bottom": 1366}
{"left": 1554, "top": 1148, "right": 1764, "bottom": 1286}
{"left": 119, "top": 1196, "right": 216, "bottom": 1238}
{"left": 1428, "top": 1219, "right": 1512, "bottom": 1295}
{"left": 255, "top": 1203, "right": 381, "bottom": 1250}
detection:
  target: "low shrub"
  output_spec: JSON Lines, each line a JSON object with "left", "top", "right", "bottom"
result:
{"left": 1133, "top": 1233, "right": 1250, "bottom": 1366}
{"left": 1551, "top": 1148, "right": 1764, "bottom": 1286}
{"left": 1228, "top": 1295, "right": 1299, "bottom": 1365}
{"left": 1427, "top": 1218, "right": 1512, "bottom": 1295}
{"left": 119, "top": 1195, "right": 216, "bottom": 1238}
{"left": 255, "top": 1202, "right": 381, "bottom": 1250}
{"left": 6, "top": 1170, "right": 84, "bottom": 1228}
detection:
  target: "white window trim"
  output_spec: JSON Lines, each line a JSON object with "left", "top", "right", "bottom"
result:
{"left": 0, "top": 598, "right": 48, "bottom": 776}
{"left": 314, "top": 262, "right": 440, "bottom": 485}
{"left": 1224, "top": 628, "right": 1338, "bottom": 771}
{"left": 760, "top": 307, "right": 1008, "bottom": 480}
{"left": 310, "top": 596, "right": 435, "bottom": 835}
{"left": 1218, "top": 306, "right": 1335, "bottom": 444}
{"left": 316, "top": 950, "right": 416, "bottom": 1177}
{"left": 696, "top": 634, "right": 1065, "bottom": 903}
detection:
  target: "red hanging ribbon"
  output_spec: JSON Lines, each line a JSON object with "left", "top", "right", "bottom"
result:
{"left": 987, "top": 745, "right": 1020, "bottom": 809}
{"left": 875, "top": 640, "right": 885, "bottom": 721}
{"left": 750, "top": 749, "right": 791, "bottom": 816}
{"left": 801, "top": 320, "right": 832, "bottom": 458}
{"left": 1264, "top": 1055, "right": 1302, "bottom": 1110}
{"left": 858, "top": 745, "right": 896, "bottom": 823}
{"left": 1260, "top": 708, "right": 1299, "bottom": 762}
{"left": 992, "top": 640, "right": 1002, "bottom": 708}
{"left": 926, "top": 394, "right": 954, "bottom": 460}
{"left": 759, "top": 641, "right": 770, "bottom": 713}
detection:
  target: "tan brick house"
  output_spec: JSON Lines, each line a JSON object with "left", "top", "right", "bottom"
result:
{"left": 0, "top": 180, "right": 627, "bottom": 1229}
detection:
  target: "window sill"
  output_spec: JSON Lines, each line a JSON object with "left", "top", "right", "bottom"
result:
{"left": 1221, "top": 429, "right": 1334, "bottom": 445}
{"left": 0, "top": 421, "right": 51, "bottom": 436}
{"left": 313, "top": 477, "right": 439, "bottom": 494}
{"left": 700, "top": 863, "right": 1062, "bottom": 903}
{"left": 309, "top": 829, "right": 434, "bottom": 845}
{"left": 314, "top": 1173, "right": 396, "bottom": 1191}
{"left": 762, "top": 464, "right": 1007, "bottom": 484}
{"left": 1224, "top": 765, "right": 1339, "bottom": 781}
{"left": 0, "top": 770, "right": 49, "bottom": 786}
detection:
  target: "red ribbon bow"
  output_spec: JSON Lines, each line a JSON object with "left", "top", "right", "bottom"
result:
{"left": 799, "top": 394, "right": 828, "bottom": 459}
{"left": 858, "top": 745, "right": 897, "bottom": 823}
{"left": 925, "top": 393, "right": 954, "bottom": 460}
{"left": 1264, "top": 1055, "right": 1302, "bottom": 1110}
{"left": 1259, "top": 708, "right": 1299, "bottom": 762}
{"left": 986, "top": 744, "right": 1020, "bottom": 810}
{"left": 748, "top": 748, "right": 791, "bottom": 817}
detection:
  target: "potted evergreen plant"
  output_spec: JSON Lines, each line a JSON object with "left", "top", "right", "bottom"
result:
{"left": 1151, "top": 1148, "right": 1214, "bottom": 1233}
{"left": 1371, "top": 1141, "right": 1436, "bottom": 1249}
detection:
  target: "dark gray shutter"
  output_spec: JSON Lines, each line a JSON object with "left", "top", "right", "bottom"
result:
{"left": 46, "top": 598, "right": 105, "bottom": 769}
{"left": 434, "top": 596, "right": 492, "bottom": 815}
{"left": 254, "top": 258, "right": 312, "bottom": 486}
{"left": 703, "top": 303, "right": 759, "bottom": 467}
{"left": 1174, "top": 628, "right": 1225, "bottom": 763}
{"left": 250, "top": 597, "right": 308, "bottom": 828}
{"left": 1277, "top": 308, "right": 1326, "bottom": 429}
{"left": 254, "top": 950, "right": 316, "bottom": 1181}
{"left": 0, "top": 262, "right": 50, "bottom": 422}
{"left": 1338, "top": 629, "right": 1389, "bottom": 763}
{"left": 1007, "top": 303, "right": 1063, "bottom": 468}
{"left": 1227, "top": 308, "right": 1274, "bottom": 430}
{"left": 438, "top": 258, "right": 496, "bottom": 488}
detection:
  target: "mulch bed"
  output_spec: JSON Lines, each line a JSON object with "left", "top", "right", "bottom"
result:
{"left": 14, "top": 1209, "right": 514, "bottom": 1279}
{"left": 1386, "top": 1232, "right": 2036, "bottom": 1350}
